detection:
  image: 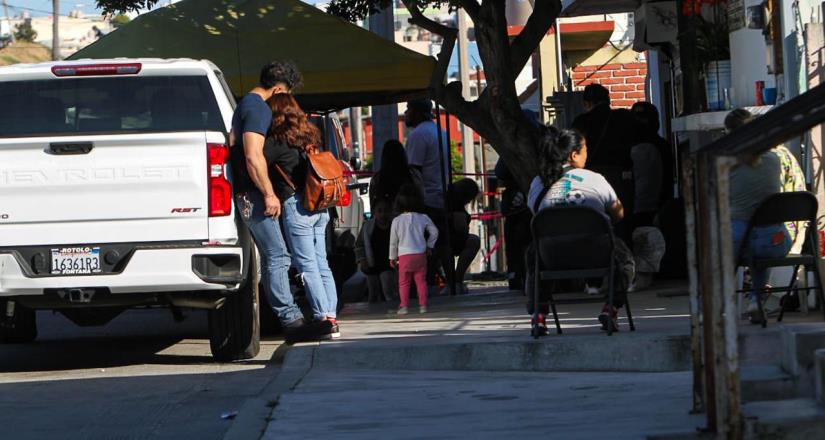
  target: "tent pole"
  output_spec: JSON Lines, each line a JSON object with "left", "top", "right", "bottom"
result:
{"left": 434, "top": 101, "right": 455, "bottom": 296}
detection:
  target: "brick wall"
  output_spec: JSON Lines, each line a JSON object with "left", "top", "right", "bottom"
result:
{"left": 571, "top": 62, "right": 648, "bottom": 108}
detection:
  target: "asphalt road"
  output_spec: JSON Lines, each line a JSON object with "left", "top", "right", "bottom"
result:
{"left": 0, "top": 308, "right": 283, "bottom": 439}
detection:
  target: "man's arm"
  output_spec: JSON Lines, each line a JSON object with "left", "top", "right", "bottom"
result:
{"left": 243, "top": 132, "right": 280, "bottom": 217}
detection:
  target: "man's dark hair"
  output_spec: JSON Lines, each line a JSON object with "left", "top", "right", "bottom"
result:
{"left": 582, "top": 84, "right": 610, "bottom": 105}
{"left": 724, "top": 108, "right": 753, "bottom": 132}
{"left": 260, "top": 60, "right": 302, "bottom": 91}
{"left": 631, "top": 101, "right": 661, "bottom": 133}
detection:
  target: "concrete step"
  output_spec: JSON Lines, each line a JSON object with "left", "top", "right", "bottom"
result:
{"left": 741, "top": 364, "right": 798, "bottom": 402}
{"left": 743, "top": 398, "right": 825, "bottom": 438}
{"left": 780, "top": 323, "right": 825, "bottom": 376}
{"left": 288, "top": 333, "right": 693, "bottom": 372}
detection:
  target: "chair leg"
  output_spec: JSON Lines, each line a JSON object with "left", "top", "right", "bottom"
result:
{"left": 625, "top": 296, "right": 635, "bottom": 332}
{"left": 756, "top": 285, "right": 767, "bottom": 329}
{"left": 607, "top": 260, "right": 615, "bottom": 336}
{"left": 813, "top": 260, "right": 825, "bottom": 323}
{"left": 550, "top": 299, "right": 562, "bottom": 335}
{"left": 778, "top": 265, "right": 800, "bottom": 323}
{"left": 531, "top": 249, "right": 541, "bottom": 339}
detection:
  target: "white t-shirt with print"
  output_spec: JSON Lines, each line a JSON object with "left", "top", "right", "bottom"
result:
{"left": 527, "top": 168, "right": 618, "bottom": 214}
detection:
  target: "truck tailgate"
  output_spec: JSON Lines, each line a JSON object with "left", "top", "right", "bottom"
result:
{"left": 0, "top": 133, "right": 210, "bottom": 246}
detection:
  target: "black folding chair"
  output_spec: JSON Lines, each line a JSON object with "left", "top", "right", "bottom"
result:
{"left": 735, "top": 191, "right": 825, "bottom": 327}
{"left": 530, "top": 205, "right": 635, "bottom": 337}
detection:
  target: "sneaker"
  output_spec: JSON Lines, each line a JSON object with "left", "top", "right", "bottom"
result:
{"left": 530, "top": 313, "right": 549, "bottom": 337}
{"left": 419, "top": 306, "right": 427, "bottom": 314}
{"left": 598, "top": 305, "right": 619, "bottom": 332}
{"left": 397, "top": 307, "right": 408, "bottom": 315}
{"left": 284, "top": 320, "right": 333, "bottom": 345}
{"left": 327, "top": 318, "right": 341, "bottom": 339}
{"left": 584, "top": 284, "right": 601, "bottom": 296}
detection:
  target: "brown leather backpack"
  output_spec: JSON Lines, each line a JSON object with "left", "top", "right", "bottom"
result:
{"left": 275, "top": 145, "right": 346, "bottom": 212}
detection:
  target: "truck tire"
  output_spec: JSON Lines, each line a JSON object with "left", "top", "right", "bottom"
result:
{"left": 0, "top": 301, "right": 37, "bottom": 343}
{"left": 209, "top": 249, "right": 261, "bottom": 362}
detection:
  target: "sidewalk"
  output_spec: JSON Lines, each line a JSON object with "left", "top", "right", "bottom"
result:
{"left": 225, "top": 281, "right": 818, "bottom": 439}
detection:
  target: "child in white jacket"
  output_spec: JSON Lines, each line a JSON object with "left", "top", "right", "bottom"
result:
{"left": 390, "top": 185, "right": 438, "bottom": 314}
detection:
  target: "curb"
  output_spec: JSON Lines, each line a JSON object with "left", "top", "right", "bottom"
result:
{"left": 223, "top": 343, "right": 318, "bottom": 440}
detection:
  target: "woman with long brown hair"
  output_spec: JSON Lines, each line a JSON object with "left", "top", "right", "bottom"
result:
{"left": 265, "top": 93, "right": 339, "bottom": 338}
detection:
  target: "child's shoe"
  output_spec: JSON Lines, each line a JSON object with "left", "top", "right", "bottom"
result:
{"left": 397, "top": 307, "right": 408, "bottom": 315}
{"left": 419, "top": 306, "right": 427, "bottom": 314}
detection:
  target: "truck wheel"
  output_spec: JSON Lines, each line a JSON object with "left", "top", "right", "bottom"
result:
{"left": 0, "top": 301, "right": 37, "bottom": 343}
{"left": 209, "top": 250, "right": 260, "bottom": 362}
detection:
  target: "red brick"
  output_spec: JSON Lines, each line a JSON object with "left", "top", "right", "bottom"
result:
{"left": 636, "top": 84, "right": 646, "bottom": 90}
{"left": 612, "top": 99, "right": 637, "bottom": 107}
{"left": 600, "top": 63, "right": 623, "bottom": 70}
{"left": 623, "top": 62, "right": 648, "bottom": 69}
{"left": 573, "top": 65, "right": 598, "bottom": 72}
{"left": 625, "top": 76, "right": 645, "bottom": 84}
{"left": 611, "top": 84, "right": 636, "bottom": 92}
{"left": 609, "top": 92, "right": 625, "bottom": 100}
{"left": 626, "top": 91, "right": 646, "bottom": 99}
{"left": 599, "top": 78, "right": 624, "bottom": 85}
{"left": 571, "top": 71, "right": 587, "bottom": 80}
{"left": 613, "top": 69, "right": 639, "bottom": 77}
{"left": 576, "top": 79, "right": 596, "bottom": 87}
{"left": 590, "top": 71, "right": 613, "bottom": 79}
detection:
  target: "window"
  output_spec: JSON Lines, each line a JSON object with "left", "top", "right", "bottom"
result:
{"left": 0, "top": 75, "right": 224, "bottom": 138}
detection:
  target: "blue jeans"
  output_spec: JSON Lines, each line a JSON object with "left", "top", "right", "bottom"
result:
{"left": 236, "top": 191, "right": 303, "bottom": 325}
{"left": 282, "top": 195, "right": 338, "bottom": 320}
{"left": 732, "top": 220, "right": 792, "bottom": 299}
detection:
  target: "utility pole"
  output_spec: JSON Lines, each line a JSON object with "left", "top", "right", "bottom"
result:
{"left": 52, "top": 0, "right": 59, "bottom": 60}
{"left": 457, "top": 10, "right": 475, "bottom": 178}
{"left": 2, "top": 1, "right": 14, "bottom": 43}
{"left": 368, "top": 6, "right": 397, "bottom": 171}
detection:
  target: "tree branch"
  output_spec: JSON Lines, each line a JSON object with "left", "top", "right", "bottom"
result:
{"left": 509, "top": 0, "right": 561, "bottom": 74}
{"left": 401, "top": 0, "right": 458, "bottom": 95}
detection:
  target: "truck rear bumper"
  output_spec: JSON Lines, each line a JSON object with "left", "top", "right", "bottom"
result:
{"left": 0, "top": 247, "right": 243, "bottom": 296}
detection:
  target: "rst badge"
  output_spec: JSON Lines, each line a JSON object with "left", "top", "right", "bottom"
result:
{"left": 171, "top": 208, "right": 202, "bottom": 213}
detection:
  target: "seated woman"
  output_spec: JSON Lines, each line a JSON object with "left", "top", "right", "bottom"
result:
{"left": 725, "top": 109, "right": 793, "bottom": 324}
{"left": 525, "top": 127, "right": 635, "bottom": 334}
{"left": 445, "top": 178, "right": 481, "bottom": 295}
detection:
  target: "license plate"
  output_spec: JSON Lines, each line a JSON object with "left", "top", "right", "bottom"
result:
{"left": 50, "top": 247, "right": 102, "bottom": 275}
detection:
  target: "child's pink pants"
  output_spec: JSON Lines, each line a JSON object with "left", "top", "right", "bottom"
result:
{"left": 398, "top": 253, "right": 428, "bottom": 308}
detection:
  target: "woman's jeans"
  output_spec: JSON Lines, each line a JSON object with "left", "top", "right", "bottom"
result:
{"left": 282, "top": 196, "right": 338, "bottom": 320}
{"left": 732, "top": 220, "right": 792, "bottom": 300}
{"left": 236, "top": 191, "right": 303, "bottom": 326}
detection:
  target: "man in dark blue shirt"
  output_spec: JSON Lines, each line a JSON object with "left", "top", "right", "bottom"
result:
{"left": 230, "top": 61, "right": 330, "bottom": 343}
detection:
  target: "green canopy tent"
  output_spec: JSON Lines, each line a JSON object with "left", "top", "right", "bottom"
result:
{"left": 70, "top": 0, "right": 435, "bottom": 111}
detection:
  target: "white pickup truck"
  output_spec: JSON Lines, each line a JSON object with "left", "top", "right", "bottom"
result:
{"left": 0, "top": 59, "right": 260, "bottom": 361}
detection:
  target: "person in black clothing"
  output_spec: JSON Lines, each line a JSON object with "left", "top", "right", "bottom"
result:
{"left": 571, "top": 83, "right": 637, "bottom": 243}
{"left": 445, "top": 178, "right": 481, "bottom": 295}
{"left": 354, "top": 199, "right": 398, "bottom": 303}
{"left": 369, "top": 139, "right": 419, "bottom": 209}
{"left": 229, "top": 61, "right": 329, "bottom": 344}
{"left": 266, "top": 93, "right": 341, "bottom": 339}
{"left": 495, "top": 158, "right": 532, "bottom": 292}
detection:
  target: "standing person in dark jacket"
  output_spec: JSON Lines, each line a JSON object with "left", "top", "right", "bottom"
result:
{"left": 445, "top": 178, "right": 481, "bottom": 295}
{"left": 267, "top": 93, "right": 340, "bottom": 339}
{"left": 230, "top": 61, "right": 327, "bottom": 344}
{"left": 355, "top": 199, "right": 398, "bottom": 303}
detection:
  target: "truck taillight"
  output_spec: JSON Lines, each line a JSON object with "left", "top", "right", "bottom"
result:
{"left": 337, "top": 190, "right": 352, "bottom": 207}
{"left": 51, "top": 63, "right": 142, "bottom": 77}
{"left": 207, "top": 143, "right": 231, "bottom": 217}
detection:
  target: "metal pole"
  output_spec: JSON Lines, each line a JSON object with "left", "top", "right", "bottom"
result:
{"left": 444, "top": 110, "right": 456, "bottom": 295}
{"left": 682, "top": 155, "right": 705, "bottom": 415}
{"left": 2, "top": 1, "right": 15, "bottom": 43}
{"left": 554, "top": 18, "right": 564, "bottom": 92}
{"left": 457, "top": 9, "right": 476, "bottom": 181}
{"left": 434, "top": 102, "right": 455, "bottom": 296}
{"left": 51, "top": 0, "right": 59, "bottom": 60}
{"left": 349, "top": 107, "right": 364, "bottom": 164}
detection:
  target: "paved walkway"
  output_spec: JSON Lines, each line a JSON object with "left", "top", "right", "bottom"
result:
{"left": 225, "top": 281, "right": 823, "bottom": 439}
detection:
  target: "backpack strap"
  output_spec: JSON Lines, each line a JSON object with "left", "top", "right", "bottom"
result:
{"left": 273, "top": 164, "right": 297, "bottom": 191}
